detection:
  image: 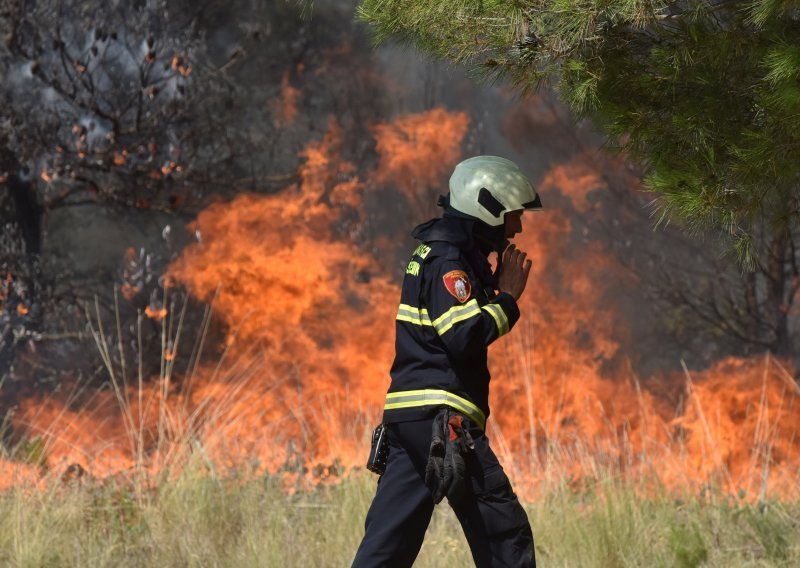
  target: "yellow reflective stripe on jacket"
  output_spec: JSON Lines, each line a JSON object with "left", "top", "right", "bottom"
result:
{"left": 431, "top": 299, "right": 481, "bottom": 336}
{"left": 384, "top": 389, "right": 486, "bottom": 429}
{"left": 396, "top": 304, "right": 432, "bottom": 326}
{"left": 397, "top": 301, "right": 483, "bottom": 336}
{"left": 481, "top": 303, "right": 510, "bottom": 336}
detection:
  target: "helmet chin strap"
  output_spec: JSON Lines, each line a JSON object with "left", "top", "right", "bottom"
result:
{"left": 470, "top": 221, "right": 509, "bottom": 286}
{"left": 439, "top": 194, "right": 507, "bottom": 247}
{"left": 472, "top": 222, "right": 507, "bottom": 254}
{"left": 438, "top": 191, "right": 509, "bottom": 273}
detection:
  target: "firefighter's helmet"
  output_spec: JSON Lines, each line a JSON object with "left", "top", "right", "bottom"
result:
{"left": 448, "top": 156, "right": 541, "bottom": 227}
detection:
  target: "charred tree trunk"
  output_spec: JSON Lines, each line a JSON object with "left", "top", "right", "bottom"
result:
{"left": 7, "top": 173, "right": 41, "bottom": 257}
{"left": 0, "top": 144, "right": 43, "bottom": 377}
{"left": 0, "top": 145, "right": 40, "bottom": 257}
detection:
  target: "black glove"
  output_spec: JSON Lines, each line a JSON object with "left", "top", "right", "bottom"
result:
{"left": 443, "top": 413, "right": 474, "bottom": 503}
{"left": 425, "top": 409, "right": 475, "bottom": 504}
{"left": 424, "top": 411, "right": 448, "bottom": 503}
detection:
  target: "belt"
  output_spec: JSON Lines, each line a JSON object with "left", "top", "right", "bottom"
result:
{"left": 383, "top": 389, "right": 486, "bottom": 430}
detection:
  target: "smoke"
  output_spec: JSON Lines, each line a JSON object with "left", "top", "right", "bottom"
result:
{"left": 1, "top": 1, "right": 798, "bottom": 500}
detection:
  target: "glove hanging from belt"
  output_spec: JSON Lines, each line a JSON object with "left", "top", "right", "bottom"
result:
{"left": 424, "top": 408, "right": 475, "bottom": 504}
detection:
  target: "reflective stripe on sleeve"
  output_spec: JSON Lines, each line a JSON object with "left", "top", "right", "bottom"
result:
{"left": 397, "top": 301, "right": 483, "bottom": 336}
{"left": 384, "top": 389, "right": 486, "bottom": 429}
{"left": 481, "top": 303, "right": 510, "bottom": 336}
{"left": 396, "top": 304, "right": 432, "bottom": 326}
{"left": 431, "top": 299, "right": 481, "bottom": 336}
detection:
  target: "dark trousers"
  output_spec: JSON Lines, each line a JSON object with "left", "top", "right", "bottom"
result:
{"left": 352, "top": 418, "right": 535, "bottom": 567}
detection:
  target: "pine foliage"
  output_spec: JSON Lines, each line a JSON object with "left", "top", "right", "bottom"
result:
{"left": 357, "top": 0, "right": 800, "bottom": 267}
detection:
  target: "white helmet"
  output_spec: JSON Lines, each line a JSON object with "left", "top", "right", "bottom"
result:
{"left": 448, "top": 156, "right": 541, "bottom": 227}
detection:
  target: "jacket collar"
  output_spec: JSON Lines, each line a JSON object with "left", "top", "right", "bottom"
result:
{"left": 411, "top": 214, "right": 475, "bottom": 249}
{"left": 411, "top": 213, "right": 501, "bottom": 290}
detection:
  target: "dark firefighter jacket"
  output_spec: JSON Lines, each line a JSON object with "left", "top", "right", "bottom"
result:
{"left": 382, "top": 214, "right": 521, "bottom": 428}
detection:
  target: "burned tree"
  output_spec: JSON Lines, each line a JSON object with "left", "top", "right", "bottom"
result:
{"left": 1, "top": 1, "right": 244, "bottom": 209}
{"left": 647, "top": 224, "right": 800, "bottom": 359}
{"left": 582, "top": 149, "right": 800, "bottom": 366}
{"left": 0, "top": 0, "right": 304, "bottom": 384}
{"left": 0, "top": 0, "right": 397, "bottom": 388}
{"left": 0, "top": 141, "right": 41, "bottom": 378}
{"left": 0, "top": 0, "right": 234, "bottom": 379}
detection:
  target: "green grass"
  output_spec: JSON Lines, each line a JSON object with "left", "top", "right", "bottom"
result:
{"left": 0, "top": 463, "right": 798, "bottom": 567}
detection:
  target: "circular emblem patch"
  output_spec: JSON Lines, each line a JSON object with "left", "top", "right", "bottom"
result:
{"left": 443, "top": 270, "right": 471, "bottom": 303}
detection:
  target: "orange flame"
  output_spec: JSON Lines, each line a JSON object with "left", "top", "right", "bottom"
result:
{"left": 3, "top": 106, "right": 799, "bottom": 501}
{"left": 120, "top": 283, "right": 140, "bottom": 301}
{"left": 270, "top": 72, "right": 300, "bottom": 128}
{"left": 166, "top": 115, "right": 402, "bottom": 474}
{"left": 171, "top": 55, "right": 192, "bottom": 77}
{"left": 145, "top": 305, "right": 167, "bottom": 321}
{"left": 480, "top": 154, "right": 800, "bottom": 500}
{"left": 371, "top": 108, "right": 469, "bottom": 217}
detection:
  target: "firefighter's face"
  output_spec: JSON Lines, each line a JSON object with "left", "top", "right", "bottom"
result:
{"left": 504, "top": 210, "right": 523, "bottom": 239}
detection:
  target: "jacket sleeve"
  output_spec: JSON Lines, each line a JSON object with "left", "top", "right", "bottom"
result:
{"left": 422, "top": 258, "right": 520, "bottom": 361}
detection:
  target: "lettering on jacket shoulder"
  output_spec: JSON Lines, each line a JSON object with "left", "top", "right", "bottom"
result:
{"left": 405, "top": 244, "right": 432, "bottom": 277}
{"left": 413, "top": 244, "right": 431, "bottom": 259}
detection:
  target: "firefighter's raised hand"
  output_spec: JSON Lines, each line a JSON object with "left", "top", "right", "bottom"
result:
{"left": 497, "top": 244, "right": 532, "bottom": 301}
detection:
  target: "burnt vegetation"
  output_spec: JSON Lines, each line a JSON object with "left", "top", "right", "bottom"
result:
{"left": 0, "top": 0, "right": 796, "bottom": 409}
{"left": 0, "top": 0, "right": 245, "bottom": 385}
{"left": 0, "top": 0, "right": 387, "bottom": 392}
{"left": 592, "top": 151, "right": 800, "bottom": 366}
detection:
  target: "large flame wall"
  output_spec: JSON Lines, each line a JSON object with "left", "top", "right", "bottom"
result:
{"left": 3, "top": 106, "right": 799, "bottom": 500}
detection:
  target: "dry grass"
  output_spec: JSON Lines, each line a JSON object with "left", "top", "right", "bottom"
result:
{"left": 1, "top": 292, "right": 800, "bottom": 566}
{"left": 0, "top": 464, "right": 799, "bottom": 567}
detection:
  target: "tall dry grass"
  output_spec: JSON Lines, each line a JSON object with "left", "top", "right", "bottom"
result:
{"left": 0, "top": 464, "right": 799, "bottom": 566}
{"left": 1, "top": 292, "right": 799, "bottom": 566}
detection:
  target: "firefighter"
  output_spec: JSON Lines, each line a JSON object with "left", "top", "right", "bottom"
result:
{"left": 353, "top": 156, "right": 540, "bottom": 567}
